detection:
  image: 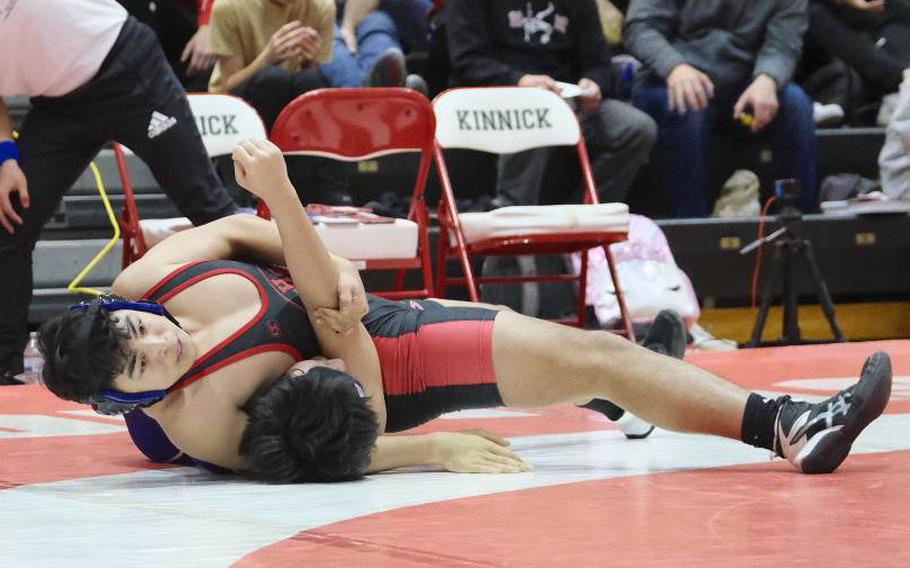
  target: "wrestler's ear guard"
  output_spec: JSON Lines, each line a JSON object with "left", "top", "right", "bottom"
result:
{"left": 70, "top": 298, "right": 182, "bottom": 327}
{"left": 84, "top": 389, "right": 168, "bottom": 416}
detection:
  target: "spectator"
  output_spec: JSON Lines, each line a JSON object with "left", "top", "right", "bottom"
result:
{"left": 448, "top": 0, "right": 657, "bottom": 207}
{"left": 117, "top": 0, "right": 218, "bottom": 92}
{"left": 802, "top": 0, "right": 910, "bottom": 117}
{"left": 320, "top": 0, "right": 427, "bottom": 90}
{"left": 209, "top": 0, "right": 358, "bottom": 203}
{"left": 879, "top": 71, "right": 910, "bottom": 199}
{"left": 208, "top": 0, "right": 337, "bottom": 129}
{"left": 625, "top": 0, "right": 817, "bottom": 218}
{"left": 0, "top": 0, "right": 237, "bottom": 385}
{"left": 339, "top": 0, "right": 433, "bottom": 54}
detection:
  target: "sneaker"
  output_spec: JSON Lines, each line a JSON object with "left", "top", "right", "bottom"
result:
{"left": 1, "top": 371, "right": 25, "bottom": 386}
{"left": 641, "top": 309, "right": 688, "bottom": 359}
{"left": 813, "top": 102, "right": 845, "bottom": 128}
{"left": 775, "top": 351, "right": 892, "bottom": 474}
{"left": 367, "top": 48, "right": 406, "bottom": 88}
{"left": 405, "top": 73, "right": 429, "bottom": 97}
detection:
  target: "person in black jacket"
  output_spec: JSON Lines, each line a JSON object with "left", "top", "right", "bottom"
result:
{"left": 447, "top": 0, "right": 657, "bottom": 207}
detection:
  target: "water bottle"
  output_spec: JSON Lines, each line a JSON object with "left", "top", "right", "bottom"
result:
{"left": 17, "top": 332, "right": 44, "bottom": 384}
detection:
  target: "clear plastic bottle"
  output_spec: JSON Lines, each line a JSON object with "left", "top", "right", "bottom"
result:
{"left": 17, "top": 332, "right": 44, "bottom": 384}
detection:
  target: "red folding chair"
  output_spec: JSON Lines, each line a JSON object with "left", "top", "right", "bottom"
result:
{"left": 262, "top": 88, "right": 435, "bottom": 300}
{"left": 120, "top": 93, "right": 268, "bottom": 267}
{"left": 433, "top": 87, "right": 635, "bottom": 338}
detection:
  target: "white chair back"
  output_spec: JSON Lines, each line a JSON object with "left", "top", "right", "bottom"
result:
{"left": 187, "top": 94, "right": 268, "bottom": 158}
{"left": 433, "top": 87, "right": 581, "bottom": 154}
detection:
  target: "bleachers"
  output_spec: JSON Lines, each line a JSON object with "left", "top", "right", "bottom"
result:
{"left": 8, "top": 93, "right": 907, "bottom": 325}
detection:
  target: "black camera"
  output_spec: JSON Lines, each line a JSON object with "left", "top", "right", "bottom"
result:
{"left": 774, "top": 178, "right": 801, "bottom": 203}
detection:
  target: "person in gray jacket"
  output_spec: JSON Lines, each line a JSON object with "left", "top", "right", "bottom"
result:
{"left": 625, "top": 0, "right": 818, "bottom": 217}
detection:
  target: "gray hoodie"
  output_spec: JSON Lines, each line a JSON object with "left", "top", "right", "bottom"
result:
{"left": 624, "top": 0, "right": 808, "bottom": 96}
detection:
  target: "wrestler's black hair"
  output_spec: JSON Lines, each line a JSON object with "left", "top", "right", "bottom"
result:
{"left": 240, "top": 368, "right": 380, "bottom": 483}
{"left": 36, "top": 296, "right": 131, "bottom": 402}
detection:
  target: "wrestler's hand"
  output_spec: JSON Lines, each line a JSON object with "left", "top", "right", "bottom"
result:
{"left": 433, "top": 430, "right": 533, "bottom": 474}
{"left": 312, "top": 268, "right": 369, "bottom": 335}
{"left": 0, "top": 159, "right": 29, "bottom": 234}
{"left": 232, "top": 139, "right": 293, "bottom": 204}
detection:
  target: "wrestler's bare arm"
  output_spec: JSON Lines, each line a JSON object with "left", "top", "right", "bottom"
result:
{"left": 231, "top": 140, "right": 388, "bottom": 428}
{"left": 112, "top": 214, "right": 360, "bottom": 302}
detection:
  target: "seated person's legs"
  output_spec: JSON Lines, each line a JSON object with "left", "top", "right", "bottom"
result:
{"left": 320, "top": 12, "right": 406, "bottom": 88}
{"left": 580, "top": 99, "right": 657, "bottom": 203}
{"left": 379, "top": 0, "right": 433, "bottom": 52}
{"left": 764, "top": 83, "right": 818, "bottom": 212}
{"left": 231, "top": 65, "right": 294, "bottom": 129}
{"left": 355, "top": 11, "right": 404, "bottom": 84}
{"left": 320, "top": 25, "right": 372, "bottom": 87}
{"left": 632, "top": 83, "right": 710, "bottom": 217}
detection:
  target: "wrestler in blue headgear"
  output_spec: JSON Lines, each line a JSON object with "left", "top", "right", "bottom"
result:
{"left": 37, "top": 295, "right": 181, "bottom": 415}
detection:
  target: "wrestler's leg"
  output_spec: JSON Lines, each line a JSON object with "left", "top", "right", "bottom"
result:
{"left": 492, "top": 311, "right": 748, "bottom": 438}
{"left": 491, "top": 310, "right": 891, "bottom": 474}
{"left": 432, "top": 297, "right": 661, "bottom": 438}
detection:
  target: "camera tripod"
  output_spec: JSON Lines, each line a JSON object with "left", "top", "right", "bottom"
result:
{"left": 742, "top": 187, "right": 845, "bottom": 347}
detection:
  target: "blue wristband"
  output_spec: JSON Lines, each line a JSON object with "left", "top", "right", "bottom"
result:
{"left": 0, "top": 140, "right": 20, "bottom": 165}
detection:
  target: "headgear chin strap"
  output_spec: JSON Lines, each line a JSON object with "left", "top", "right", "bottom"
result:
{"left": 72, "top": 297, "right": 182, "bottom": 415}
{"left": 86, "top": 389, "right": 169, "bottom": 416}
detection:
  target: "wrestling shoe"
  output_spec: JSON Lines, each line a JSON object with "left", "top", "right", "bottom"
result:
{"left": 614, "top": 409, "right": 655, "bottom": 439}
{"left": 641, "top": 309, "right": 688, "bottom": 359}
{"left": 0, "top": 371, "right": 24, "bottom": 386}
{"left": 775, "top": 351, "right": 892, "bottom": 474}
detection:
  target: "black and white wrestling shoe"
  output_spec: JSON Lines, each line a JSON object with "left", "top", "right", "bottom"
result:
{"left": 584, "top": 310, "right": 690, "bottom": 439}
{"left": 641, "top": 309, "right": 688, "bottom": 360}
{"left": 775, "top": 351, "right": 892, "bottom": 474}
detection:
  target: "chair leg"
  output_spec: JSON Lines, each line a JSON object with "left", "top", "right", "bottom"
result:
{"left": 435, "top": 230, "right": 450, "bottom": 299}
{"left": 577, "top": 249, "right": 589, "bottom": 328}
{"left": 460, "top": 249, "right": 480, "bottom": 302}
{"left": 603, "top": 244, "right": 635, "bottom": 342}
{"left": 393, "top": 269, "right": 407, "bottom": 292}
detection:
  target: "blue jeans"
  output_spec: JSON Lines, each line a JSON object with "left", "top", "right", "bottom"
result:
{"left": 319, "top": 11, "right": 401, "bottom": 87}
{"left": 380, "top": 0, "right": 432, "bottom": 51}
{"left": 632, "top": 82, "right": 818, "bottom": 217}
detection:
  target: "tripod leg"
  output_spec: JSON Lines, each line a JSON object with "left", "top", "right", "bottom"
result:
{"left": 801, "top": 240, "right": 846, "bottom": 341}
{"left": 782, "top": 242, "right": 801, "bottom": 343}
{"left": 749, "top": 244, "right": 785, "bottom": 347}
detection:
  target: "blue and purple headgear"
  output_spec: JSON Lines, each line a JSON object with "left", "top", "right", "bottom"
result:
{"left": 67, "top": 297, "right": 182, "bottom": 416}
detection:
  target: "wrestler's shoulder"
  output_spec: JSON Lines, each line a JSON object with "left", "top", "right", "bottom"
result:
{"left": 112, "top": 260, "right": 184, "bottom": 300}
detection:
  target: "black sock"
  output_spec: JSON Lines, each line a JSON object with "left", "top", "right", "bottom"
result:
{"left": 581, "top": 398, "right": 625, "bottom": 421}
{"left": 741, "top": 392, "right": 787, "bottom": 451}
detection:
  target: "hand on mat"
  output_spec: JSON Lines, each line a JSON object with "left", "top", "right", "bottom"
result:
{"left": 0, "top": 159, "right": 28, "bottom": 234}
{"left": 577, "top": 78, "right": 602, "bottom": 113}
{"left": 181, "top": 25, "right": 216, "bottom": 76}
{"left": 667, "top": 63, "right": 714, "bottom": 113}
{"left": 312, "top": 270, "right": 369, "bottom": 335}
{"left": 232, "top": 139, "right": 292, "bottom": 204}
{"left": 433, "top": 430, "right": 533, "bottom": 474}
{"left": 734, "top": 74, "right": 779, "bottom": 133}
